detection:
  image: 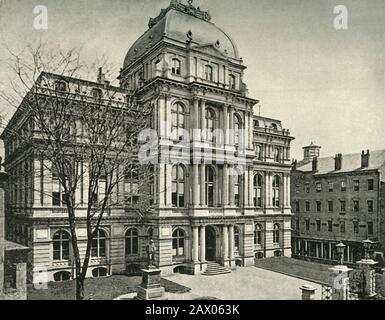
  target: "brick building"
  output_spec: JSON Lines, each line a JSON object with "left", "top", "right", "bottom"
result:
{"left": 291, "top": 143, "right": 385, "bottom": 266}
{"left": 2, "top": 0, "right": 294, "bottom": 283}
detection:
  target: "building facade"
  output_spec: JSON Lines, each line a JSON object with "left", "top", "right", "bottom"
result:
{"left": 2, "top": 0, "right": 294, "bottom": 282}
{"left": 291, "top": 144, "right": 385, "bottom": 266}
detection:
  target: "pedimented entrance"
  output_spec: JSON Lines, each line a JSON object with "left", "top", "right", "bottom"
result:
{"left": 205, "top": 226, "right": 216, "bottom": 261}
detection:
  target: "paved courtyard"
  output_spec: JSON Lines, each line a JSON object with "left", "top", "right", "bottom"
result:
{"left": 164, "top": 266, "right": 322, "bottom": 300}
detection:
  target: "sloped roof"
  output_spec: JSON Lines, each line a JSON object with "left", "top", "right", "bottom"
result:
{"left": 297, "top": 149, "right": 385, "bottom": 175}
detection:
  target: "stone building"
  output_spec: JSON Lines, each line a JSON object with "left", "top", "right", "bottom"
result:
{"left": 2, "top": 0, "right": 294, "bottom": 282}
{"left": 291, "top": 143, "right": 385, "bottom": 265}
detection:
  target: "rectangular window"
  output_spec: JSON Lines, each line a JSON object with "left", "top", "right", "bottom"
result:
{"left": 353, "top": 221, "right": 359, "bottom": 234}
{"left": 368, "top": 222, "right": 373, "bottom": 235}
{"left": 341, "top": 181, "right": 346, "bottom": 192}
{"left": 316, "top": 182, "right": 322, "bottom": 193}
{"left": 340, "top": 221, "right": 346, "bottom": 233}
{"left": 316, "top": 201, "right": 321, "bottom": 212}
{"left": 353, "top": 200, "right": 359, "bottom": 212}
{"left": 328, "top": 182, "right": 334, "bottom": 192}
{"left": 305, "top": 219, "right": 310, "bottom": 231}
{"left": 368, "top": 179, "right": 374, "bottom": 191}
{"left": 340, "top": 200, "right": 346, "bottom": 213}
{"left": 305, "top": 201, "right": 310, "bottom": 212}
{"left": 354, "top": 180, "right": 360, "bottom": 191}
{"left": 367, "top": 200, "right": 374, "bottom": 213}
{"left": 328, "top": 220, "right": 333, "bottom": 232}
{"left": 316, "top": 220, "right": 321, "bottom": 232}
{"left": 328, "top": 201, "right": 333, "bottom": 212}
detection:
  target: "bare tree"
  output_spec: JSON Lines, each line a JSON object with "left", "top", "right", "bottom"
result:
{"left": 0, "top": 43, "right": 155, "bottom": 299}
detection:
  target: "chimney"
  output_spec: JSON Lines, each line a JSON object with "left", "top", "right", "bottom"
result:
{"left": 334, "top": 154, "right": 342, "bottom": 171}
{"left": 312, "top": 157, "right": 318, "bottom": 172}
{"left": 292, "top": 159, "right": 298, "bottom": 171}
{"left": 361, "top": 150, "right": 370, "bottom": 168}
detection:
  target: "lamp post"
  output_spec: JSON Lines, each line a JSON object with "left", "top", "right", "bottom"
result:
{"left": 336, "top": 242, "right": 346, "bottom": 266}
{"left": 357, "top": 239, "right": 377, "bottom": 299}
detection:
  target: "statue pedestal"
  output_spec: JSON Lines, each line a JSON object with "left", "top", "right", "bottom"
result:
{"left": 136, "top": 268, "right": 166, "bottom": 300}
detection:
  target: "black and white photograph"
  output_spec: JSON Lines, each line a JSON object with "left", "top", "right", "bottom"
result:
{"left": 0, "top": 0, "right": 384, "bottom": 306}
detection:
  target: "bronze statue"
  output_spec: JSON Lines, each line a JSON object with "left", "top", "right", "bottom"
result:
{"left": 146, "top": 239, "right": 156, "bottom": 269}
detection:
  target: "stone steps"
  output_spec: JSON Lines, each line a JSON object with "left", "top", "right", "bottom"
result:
{"left": 202, "top": 262, "right": 231, "bottom": 276}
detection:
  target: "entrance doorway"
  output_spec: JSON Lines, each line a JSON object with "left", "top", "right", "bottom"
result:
{"left": 205, "top": 227, "right": 216, "bottom": 261}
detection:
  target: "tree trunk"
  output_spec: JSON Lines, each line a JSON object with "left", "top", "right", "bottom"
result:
{"left": 76, "top": 275, "right": 85, "bottom": 300}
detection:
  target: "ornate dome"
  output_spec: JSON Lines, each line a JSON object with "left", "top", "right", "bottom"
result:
{"left": 123, "top": 0, "right": 239, "bottom": 69}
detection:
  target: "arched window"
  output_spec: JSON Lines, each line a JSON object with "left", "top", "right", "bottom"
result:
{"left": 273, "top": 224, "right": 280, "bottom": 244}
{"left": 229, "top": 74, "right": 236, "bottom": 89}
{"left": 206, "top": 108, "right": 216, "bottom": 143}
{"left": 234, "top": 227, "right": 240, "bottom": 252}
{"left": 234, "top": 114, "right": 242, "bottom": 146}
{"left": 274, "top": 147, "right": 281, "bottom": 163}
{"left": 91, "top": 229, "right": 106, "bottom": 257}
{"left": 255, "top": 144, "right": 263, "bottom": 161}
{"left": 204, "top": 65, "right": 213, "bottom": 81}
{"left": 272, "top": 175, "right": 281, "bottom": 208}
{"left": 171, "top": 103, "right": 185, "bottom": 140}
{"left": 254, "top": 224, "right": 263, "bottom": 245}
{"left": 91, "top": 88, "right": 102, "bottom": 100}
{"left": 92, "top": 267, "right": 107, "bottom": 278}
{"left": 53, "top": 231, "right": 70, "bottom": 261}
{"left": 205, "top": 166, "right": 215, "bottom": 207}
{"left": 172, "top": 165, "right": 185, "bottom": 208}
{"left": 53, "top": 271, "right": 71, "bottom": 282}
{"left": 253, "top": 174, "right": 263, "bottom": 208}
{"left": 172, "top": 58, "right": 181, "bottom": 75}
{"left": 125, "top": 228, "right": 139, "bottom": 255}
{"left": 55, "top": 80, "right": 68, "bottom": 92}
{"left": 172, "top": 228, "right": 185, "bottom": 257}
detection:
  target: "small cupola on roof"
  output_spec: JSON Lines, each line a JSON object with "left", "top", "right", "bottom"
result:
{"left": 303, "top": 141, "right": 321, "bottom": 162}
{"left": 122, "top": 0, "right": 239, "bottom": 70}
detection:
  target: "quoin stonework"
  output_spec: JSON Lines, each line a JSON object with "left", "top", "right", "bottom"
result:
{"left": 2, "top": 0, "right": 294, "bottom": 283}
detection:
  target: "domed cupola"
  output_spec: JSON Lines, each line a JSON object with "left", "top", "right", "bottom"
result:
{"left": 122, "top": 0, "right": 240, "bottom": 71}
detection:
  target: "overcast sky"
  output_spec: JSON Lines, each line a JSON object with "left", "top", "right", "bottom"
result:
{"left": 0, "top": 0, "right": 384, "bottom": 160}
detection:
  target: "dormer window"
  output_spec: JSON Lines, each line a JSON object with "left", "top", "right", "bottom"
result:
{"left": 229, "top": 74, "right": 236, "bottom": 90}
{"left": 55, "top": 80, "right": 68, "bottom": 92}
{"left": 91, "top": 88, "right": 102, "bottom": 100}
{"left": 270, "top": 123, "right": 278, "bottom": 131}
{"left": 204, "top": 65, "right": 213, "bottom": 81}
{"left": 172, "top": 59, "right": 181, "bottom": 75}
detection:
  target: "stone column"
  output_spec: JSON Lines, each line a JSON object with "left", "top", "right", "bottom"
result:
{"left": 192, "top": 227, "right": 199, "bottom": 262}
{"left": 200, "top": 99, "right": 206, "bottom": 141}
{"left": 193, "top": 165, "right": 199, "bottom": 206}
{"left": 200, "top": 226, "right": 206, "bottom": 262}
{"left": 357, "top": 259, "right": 378, "bottom": 299}
{"left": 329, "top": 265, "right": 352, "bottom": 300}
{"left": 15, "top": 263, "right": 27, "bottom": 300}
{"left": 200, "top": 164, "right": 206, "bottom": 206}
{"left": 222, "top": 165, "right": 229, "bottom": 206}
{"left": 229, "top": 225, "right": 234, "bottom": 266}
{"left": 165, "top": 164, "right": 172, "bottom": 207}
{"left": 229, "top": 166, "right": 235, "bottom": 207}
{"left": 230, "top": 107, "right": 235, "bottom": 145}
{"left": 193, "top": 98, "right": 200, "bottom": 141}
{"left": 222, "top": 225, "right": 229, "bottom": 265}
{"left": 248, "top": 168, "right": 253, "bottom": 207}
{"left": 223, "top": 105, "right": 229, "bottom": 145}
{"left": 158, "top": 164, "right": 165, "bottom": 207}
